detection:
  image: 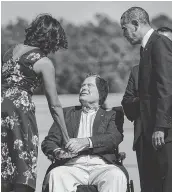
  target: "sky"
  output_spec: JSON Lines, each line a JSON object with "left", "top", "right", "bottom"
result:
{"left": 1, "top": 1, "right": 172, "bottom": 26}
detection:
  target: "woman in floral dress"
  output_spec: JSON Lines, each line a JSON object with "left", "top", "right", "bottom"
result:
{"left": 1, "top": 14, "right": 69, "bottom": 192}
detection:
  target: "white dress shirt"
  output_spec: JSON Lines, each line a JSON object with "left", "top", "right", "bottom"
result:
{"left": 141, "top": 28, "right": 154, "bottom": 48}
{"left": 65, "top": 108, "right": 106, "bottom": 165}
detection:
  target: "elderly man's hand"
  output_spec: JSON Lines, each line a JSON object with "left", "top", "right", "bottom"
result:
{"left": 65, "top": 138, "right": 90, "bottom": 154}
{"left": 152, "top": 130, "right": 165, "bottom": 150}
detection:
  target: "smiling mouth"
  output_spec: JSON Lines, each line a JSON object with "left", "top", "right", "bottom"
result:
{"left": 80, "top": 92, "right": 89, "bottom": 95}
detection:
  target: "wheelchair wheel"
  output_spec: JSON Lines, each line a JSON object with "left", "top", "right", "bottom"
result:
{"left": 130, "top": 180, "right": 134, "bottom": 192}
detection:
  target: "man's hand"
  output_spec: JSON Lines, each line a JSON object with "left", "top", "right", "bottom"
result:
{"left": 152, "top": 130, "right": 165, "bottom": 150}
{"left": 65, "top": 138, "right": 90, "bottom": 154}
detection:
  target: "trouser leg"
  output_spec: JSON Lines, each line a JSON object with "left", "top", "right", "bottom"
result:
{"left": 89, "top": 164, "right": 127, "bottom": 192}
{"left": 136, "top": 136, "right": 162, "bottom": 192}
{"left": 44, "top": 165, "right": 89, "bottom": 192}
{"left": 157, "top": 142, "right": 172, "bottom": 192}
{"left": 135, "top": 137, "right": 144, "bottom": 192}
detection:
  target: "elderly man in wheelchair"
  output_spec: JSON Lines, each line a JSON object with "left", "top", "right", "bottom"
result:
{"left": 41, "top": 74, "right": 133, "bottom": 192}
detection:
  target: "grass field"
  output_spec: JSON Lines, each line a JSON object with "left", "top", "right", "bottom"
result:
{"left": 33, "top": 94, "right": 140, "bottom": 192}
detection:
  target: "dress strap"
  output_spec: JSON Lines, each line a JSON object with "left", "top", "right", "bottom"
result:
{"left": 20, "top": 48, "right": 46, "bottom": 65}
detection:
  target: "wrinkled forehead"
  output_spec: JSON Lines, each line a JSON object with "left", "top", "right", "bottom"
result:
{"left": 82, "top": 76, "right": 97, "bottom": 85}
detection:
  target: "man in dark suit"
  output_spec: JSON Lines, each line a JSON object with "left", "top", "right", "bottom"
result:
{"left": 121, "top": 27, "right": 172, "bottom": 192}
{"left": 121, "top": 64, "right": 147, "bottom": 192}
{"left": 121, "top": 7, "right": 172, "bottom": 192}
{"left": 41, "top": 74, "right": 127, "bottom": 192}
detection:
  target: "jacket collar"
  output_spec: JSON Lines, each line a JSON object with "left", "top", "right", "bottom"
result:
{"left": 141, "top": 28, "right": 154, "bottom": 48}
{"left": 92, "top": 107, "right": 106, "bottom": 135}
{"left": 72, "top": 106, "right": 105, "bottom": 137}
{"left": 143, "top": 30, "right": 159, "bottom": 50}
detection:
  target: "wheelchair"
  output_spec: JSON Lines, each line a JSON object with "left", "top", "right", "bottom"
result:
{"left": 45, "top": 106, "right": 134, "bottom": 192}
{"left": 76, "top": 148, "right": 134, "bottom": 192}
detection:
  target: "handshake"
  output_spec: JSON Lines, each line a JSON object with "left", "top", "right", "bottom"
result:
{"left": 54, "top": 148, "right": 78, "bottom": 159}
{"left": 47, "top": 138, "right": 90, "bottom": 162}
{"left": 47, "top": 148, "right": 78, "bottom": 162}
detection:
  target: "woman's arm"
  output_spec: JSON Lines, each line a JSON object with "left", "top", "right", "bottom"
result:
{"left": 33, "top": 57, "right": 69, "bottom": 144}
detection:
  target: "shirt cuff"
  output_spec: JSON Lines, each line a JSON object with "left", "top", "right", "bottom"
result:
{"left": 53, "top": 147, "right": 61, "bottom": 153}
{"left": 88, "top": 138, "right": 93, "bottom": 148}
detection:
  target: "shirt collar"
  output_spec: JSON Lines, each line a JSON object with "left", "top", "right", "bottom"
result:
{"left": 141, "top": 28, "right": 154, "bottom": 48}
{"left": 82, "top": 106, "right": 99, "bottom": 114}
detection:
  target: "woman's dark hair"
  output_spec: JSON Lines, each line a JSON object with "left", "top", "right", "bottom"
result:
{"left": 24, "top": 13, "right": 68, "bottom": 55}
{"left": 86, "top": 73, "right": 109, "bottom": 106}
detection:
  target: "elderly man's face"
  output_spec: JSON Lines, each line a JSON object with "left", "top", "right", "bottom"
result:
{"left": 79, "top": 76, "right": 99, "bottom": 105}
{"left": 121, "top": 19, "right": 141, "bottom": 45}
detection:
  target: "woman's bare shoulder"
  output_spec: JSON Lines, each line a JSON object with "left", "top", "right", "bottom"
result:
{"left": 33, "top": 56, "right": 54, "bottom": 74}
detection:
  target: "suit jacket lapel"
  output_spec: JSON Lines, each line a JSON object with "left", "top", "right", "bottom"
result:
{"left": 92, "top": 108, "right": 105, "bottom": 135}
{"left": 139, "top": 31, "right": 156, "bottom": 64}
{"left": 139, "top": 31, "right": 158, "bottom": 92}
{"left": 144, "top": 31, "right": 158, "bottom": 51}
{"left": 73, "top": 106, "right": 82, "bottom": 138}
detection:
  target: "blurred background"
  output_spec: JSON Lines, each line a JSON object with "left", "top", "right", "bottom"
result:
{"left": 2, "top": 1, "right": 172, "bottom": 94}
{"left": 1, "top": 1, "right": 172, "bottom": 192}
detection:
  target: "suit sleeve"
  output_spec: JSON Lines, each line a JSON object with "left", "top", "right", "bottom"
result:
{"left": 41, "top": 122, "right": 63, "bottom": 156}
{"left": 89, "top": 112, "right": 123, "bottom": 154}
{"left": 121, "top": 67, "right": 140, "bottom": 121}
{"left": 152, "top": 37, "right": 172, "bottom": 130}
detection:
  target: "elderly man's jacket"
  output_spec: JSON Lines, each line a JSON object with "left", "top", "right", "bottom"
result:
{"left": 41, "top": 106, "right": 129, "bottom": 192}
{"left": 41, "top": 106, "right": 124, "bottom": 167}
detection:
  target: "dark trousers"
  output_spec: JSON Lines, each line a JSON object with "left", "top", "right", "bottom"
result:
{"left": 135, "top": 135, "right": 172, "bottom": 192}
{"left": 157, "top": 142, "right": 172, "bottom": 192}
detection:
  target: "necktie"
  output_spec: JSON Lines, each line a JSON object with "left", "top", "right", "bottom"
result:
{"left": 138, "top": 46, "right": 144, "bottom": 93}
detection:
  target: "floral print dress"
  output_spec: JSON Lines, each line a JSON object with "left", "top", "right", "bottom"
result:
{"left": 1, "top": 47, "right": 45, "bottom": 190}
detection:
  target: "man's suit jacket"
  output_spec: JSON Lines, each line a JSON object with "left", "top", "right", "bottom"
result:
{"left": 121, "top": 65, "right": 142, "bottom": 150}
{"left": 41, "top": 106, "right": 124, "bottom": 166}
{"left": 139, "top": 31, "right": 172, "bottom": 142}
